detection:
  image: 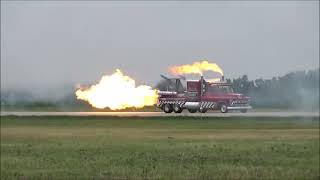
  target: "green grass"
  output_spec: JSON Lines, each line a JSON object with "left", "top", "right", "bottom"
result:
{"left": 1, "top": 116, "right": 319, "bottom": 179}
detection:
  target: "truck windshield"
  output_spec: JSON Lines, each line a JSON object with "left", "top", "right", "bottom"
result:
{"left": 207, "top": 85, "right": 233, "bottom": 93}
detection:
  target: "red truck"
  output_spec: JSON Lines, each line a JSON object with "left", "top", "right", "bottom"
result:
{"left": 157, "top": 76, "right": 252, "bottom": 113}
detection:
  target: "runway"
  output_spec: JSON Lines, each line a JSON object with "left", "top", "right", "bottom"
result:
{"left": 1, "top": 111, "right": 319, "bottom": 117}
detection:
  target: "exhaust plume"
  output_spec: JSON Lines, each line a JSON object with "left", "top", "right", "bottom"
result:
{"left": 169, "top": 60, "right": 224, "bottom": 76}
{"left": 75, "top": 69, "right": 158, "bottom": 110}
{"left": 207, "top": 78, "right": 221, "bottom": 82}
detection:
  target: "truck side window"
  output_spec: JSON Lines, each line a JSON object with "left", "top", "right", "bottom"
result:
{"left": 207, "top": 85, "right": 233, "bottom": 93}
{"left": 207, "top": 85, "right": 219, "bottom": 93}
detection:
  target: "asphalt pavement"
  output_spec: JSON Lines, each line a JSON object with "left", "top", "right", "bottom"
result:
{"left": 1, "top": 111, "right": 319, "bottom": 117}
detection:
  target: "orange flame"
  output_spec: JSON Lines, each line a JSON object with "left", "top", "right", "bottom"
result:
{"left": 169, "top": 60, "right": 224, "bottom": 76}
{"left": 75, "top": 69, "right": 158, "bottom": 110}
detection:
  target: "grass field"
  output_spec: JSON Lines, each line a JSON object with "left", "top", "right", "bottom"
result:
{"left": 1, "top": 116, "right": 319, "bottom": 179}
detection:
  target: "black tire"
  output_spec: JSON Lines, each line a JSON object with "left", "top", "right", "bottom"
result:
{"left": 163, "top": 104, "right": 173, "bottom": 113}
{"left": 173, "top": 104, "right": 183, "bottom": 113}
{"left": 199, "top": 108, "right": 207, "bottom": 113}
{"left": 220, "top": 103, "right": 228, "bottom": 113}
{"left": 188, "top": 109, "right": 197, "bottom": 113}
{"left": 240, "top": 109, "right": 248, "bottom": 113}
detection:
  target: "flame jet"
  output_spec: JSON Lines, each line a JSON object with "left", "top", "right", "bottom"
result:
{"left": 75, "top": 69, "right": 158, "bottom": 110}
{"left": 169, "top": 60, "right": 224, "bottom": 76}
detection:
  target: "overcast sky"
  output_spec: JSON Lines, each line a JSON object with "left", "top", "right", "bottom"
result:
{"left": 1, "top": 1, "right": 319, "bottom": 90}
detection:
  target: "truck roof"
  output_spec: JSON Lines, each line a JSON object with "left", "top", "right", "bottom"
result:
{"left": 207, "top": 82, "right": 231, "bottom": 86}
{"left": 186, "top": 80, "right": 200, "bottom": 82}
{"left": 186, "top": 80, "right": 230, "bottom": 86}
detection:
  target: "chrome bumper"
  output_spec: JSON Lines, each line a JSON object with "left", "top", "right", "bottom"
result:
{"left": 227, "top": 105, "right": 252, "bottom": 110}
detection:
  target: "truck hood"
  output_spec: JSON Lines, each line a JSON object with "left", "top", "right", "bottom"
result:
{"left": 225, "top": 93, "right": 250, "bottom": 100}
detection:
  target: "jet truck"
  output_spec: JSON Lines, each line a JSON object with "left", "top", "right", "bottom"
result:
{"left": 157, "top": 75, "right": 252, "bottom": 113}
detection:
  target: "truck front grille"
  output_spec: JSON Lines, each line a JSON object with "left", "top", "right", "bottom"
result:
{"left": 231, "top": 100, "right": 249, "bottom": 106}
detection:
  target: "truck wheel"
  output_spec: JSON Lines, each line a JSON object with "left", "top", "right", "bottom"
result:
{"left": 240, "top": 109, "right": 247, "bottom": 113}
{"left": 199, "top": 108, "right": 207, "bottom": 113}
{"left": 163, "top": 104, "right": 173, "bottom": 113}
{"left": 220, "top": 103, "right": 228, "bottom": 113}
{"left": 173, "top": 104, "right": 183, "bottom": 113}
{"left": 188, "top": 109, "right": 197, "bottom": 113}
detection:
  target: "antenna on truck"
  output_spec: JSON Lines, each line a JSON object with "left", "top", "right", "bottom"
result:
{"left": 221, "top": 76, "right": 225, "bottom": 82}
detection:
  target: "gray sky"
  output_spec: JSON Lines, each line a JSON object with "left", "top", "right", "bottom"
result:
{"left": 1, "top": 1, "right": 319, "bottom": 90}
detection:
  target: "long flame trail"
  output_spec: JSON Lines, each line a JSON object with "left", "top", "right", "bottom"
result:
{"left": 169, "top": 60, "right": 224, "bottom": 76}
{"left": 75, "top": 69, "right": 158, "bottom": 110}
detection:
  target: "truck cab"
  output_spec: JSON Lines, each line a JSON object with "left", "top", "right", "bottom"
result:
{"left": 201, "top": 82, "right": 251, "bottom": 113}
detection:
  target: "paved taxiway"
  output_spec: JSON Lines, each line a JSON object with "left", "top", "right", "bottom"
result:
{"left": 1, "top": 111, "right": 319, "bottom": 117}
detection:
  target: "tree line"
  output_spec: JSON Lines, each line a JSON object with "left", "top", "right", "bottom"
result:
{"left": 1, "top": 68, "right": 319, "bottom": 111}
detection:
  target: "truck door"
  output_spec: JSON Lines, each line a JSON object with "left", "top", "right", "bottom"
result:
{"left": 203, "top": 84, "right": 218, "bottom": 100}
{"left": 186, "top": 81, "right": 201, "bottom": 102}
